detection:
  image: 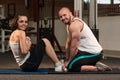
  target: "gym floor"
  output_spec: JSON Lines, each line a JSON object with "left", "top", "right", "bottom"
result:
{"left": 0, "top": 51, "right": 120, "bottom": 80}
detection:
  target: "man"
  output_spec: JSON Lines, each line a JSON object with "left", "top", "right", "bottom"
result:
{"left": 58, "top": 7, "right": 112, "bottom": 72}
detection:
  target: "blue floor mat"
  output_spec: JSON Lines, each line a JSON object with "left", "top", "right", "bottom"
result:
{"left": 48, "top": 68, "right": 120, "bottom": 74}
{"left": 0, "top": 68, "right": 120, "bottom": 74}
{"left": 0, "top": 68, "right": 49, "bottom": 74}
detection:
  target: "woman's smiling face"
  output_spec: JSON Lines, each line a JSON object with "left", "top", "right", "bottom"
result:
{"left": 17, "top": 16, "right": 28, "bottom": 30}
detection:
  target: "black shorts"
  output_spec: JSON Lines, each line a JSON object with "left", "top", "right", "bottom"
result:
{"left": 20, "top": 39, "right": 46, "bottom": 72}
{"left": 67, "top": 51, "right": 103, "bottom": 72}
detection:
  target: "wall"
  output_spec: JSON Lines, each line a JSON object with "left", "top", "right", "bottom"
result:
{"left": 0, "top": 0, "right": 34, "bottom": 19}
{"left": 98, "top": 16, "right": 120, "bottom": 51}
{"left": 54, "top": 19, "right": 67, "bottom": 47}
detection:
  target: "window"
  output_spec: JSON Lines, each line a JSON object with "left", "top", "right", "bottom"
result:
{"left": 114, "top": 0, "right": 120, "bottom": 4}
{"left": 98, "top": 0, "right": 111, "bottom": 4}
{"left": 98, "top": 0, "right": 120, "bottom": 16}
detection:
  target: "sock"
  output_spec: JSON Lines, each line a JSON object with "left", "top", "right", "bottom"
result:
{"left": 55, "top": 61, "right": 62, "bottom": 67}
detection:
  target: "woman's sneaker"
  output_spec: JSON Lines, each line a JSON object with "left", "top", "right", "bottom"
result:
{"left": 55, "top": 62, "right": 62, "bottom": 72}
{"left": 96, "top": 62, "right": 112, "bottom": 71}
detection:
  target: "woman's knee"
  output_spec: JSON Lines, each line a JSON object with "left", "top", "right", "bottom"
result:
{"left": 42, "top": 38, "right": 51, "bottom": 45}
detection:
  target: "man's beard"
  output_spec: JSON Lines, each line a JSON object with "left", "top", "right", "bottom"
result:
{"left": 63, "top": 19, "right": 70, "bottom": 25}
{"left": 65, "top": 22, "right": 70, "bottom": 25}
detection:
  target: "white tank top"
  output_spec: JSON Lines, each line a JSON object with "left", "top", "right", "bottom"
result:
{"left": 9, "top": 41, "right": 30, "bottom": 66}
{"left": 67, "top": 17, "right": 102, "bottom": 53}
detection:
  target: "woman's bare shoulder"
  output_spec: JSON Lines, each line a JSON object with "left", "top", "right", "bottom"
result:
{"left": 16, "top": 30, "right": 25, "bottom": 33}
{"left": 14, "top": 30, "right": 25, "bottom": 36}
{"left": 10, "top": 30, "right": 25, "bottom": 41}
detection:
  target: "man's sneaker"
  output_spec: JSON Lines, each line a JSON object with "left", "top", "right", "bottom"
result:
{"left": 96, "top": 62, "right": 112, "bottom": 71}
{"left": 55, "top": 62, "right": 62, "bottom": 72}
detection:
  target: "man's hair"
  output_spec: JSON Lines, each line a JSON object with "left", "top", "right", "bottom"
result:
{"left": 59, "top": 7, "right": 71, "bottom": 12}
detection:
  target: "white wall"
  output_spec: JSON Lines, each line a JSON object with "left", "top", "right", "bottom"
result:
{"left": 54, "top": 19, "right": 67, "bottom": 47}
{"left": 98, "top": 16, "right": 120, "bottom": 51}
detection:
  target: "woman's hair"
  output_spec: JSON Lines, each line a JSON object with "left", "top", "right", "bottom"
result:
{"left": 11, "top": 14, "right": 27, "bottom": 31}
{"left": 10, "top": 17, "right": 18, "bottom": 31}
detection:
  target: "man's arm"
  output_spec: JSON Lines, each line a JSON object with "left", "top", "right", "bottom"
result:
{"left": 65, "top": 35, "right": 70, "bottom": 60}
{"left": 68, "top": 20, "right": 83, "bottom": 61}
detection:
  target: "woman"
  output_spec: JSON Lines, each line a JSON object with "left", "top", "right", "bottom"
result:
{"left": 9, "top": 15, "right": 62, "bottom": 72}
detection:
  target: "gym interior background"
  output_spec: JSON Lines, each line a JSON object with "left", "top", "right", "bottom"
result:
{"left": 0, "top": 0, "right": 120, "bottom": 58}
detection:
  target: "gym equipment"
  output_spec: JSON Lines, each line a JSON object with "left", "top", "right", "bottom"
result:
{"left": 0, "top": 19, "right": 11, "bottom": 53}
{"left": 33, "top": 0, "right": 63, "bottom": 52}
{"left": 0, "top": 4, "right": 15, "bottom": 53}
{"left": 39, "top": 18, "right": 53, "bottom": 44}
{"left": 0, "top": 19, "right": 11, "bottom": 30}
{"left": 25, "top": 0, "right": 29, "bottom": 9}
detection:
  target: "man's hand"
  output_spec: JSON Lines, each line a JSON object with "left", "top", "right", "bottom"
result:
{"left": 62, "top": 61, "right": 69, "bottom": 72}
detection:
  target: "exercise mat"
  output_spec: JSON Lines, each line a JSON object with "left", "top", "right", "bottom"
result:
{"left": 48, "top": 68, "right": 120, "bottom": 74}
{"left": 0, "top": 68, "right": 48, "bottom": 74}
{"left": 0, "top": 68, "right": 119, "bottom": 74}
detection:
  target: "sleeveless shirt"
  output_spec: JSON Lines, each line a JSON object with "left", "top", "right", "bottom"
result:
{"left": 9, "top": 41, "right": 30, "bottom": 66}
{"left": 66, "top": 17, "right": 102, "bottom": 53}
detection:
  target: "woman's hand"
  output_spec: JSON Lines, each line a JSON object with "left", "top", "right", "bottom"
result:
{"left": 26, "top": 36, "right": 32, "bottom": 44}
{"left": 25, "top": 36, "right": 32, "bottom": 51}
{"left": 26, "top": 36, "right": 31, "bottom": 41}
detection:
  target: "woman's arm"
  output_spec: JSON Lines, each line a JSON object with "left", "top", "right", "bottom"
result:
{"left": 19, "top": 31, "right": 31, "bottom": 54}
{"left": 26, "top": 36, "right": 32, "bottom": 51}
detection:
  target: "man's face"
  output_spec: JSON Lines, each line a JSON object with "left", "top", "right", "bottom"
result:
{"left": 59, "top": 9, "right": 71, "bottom": 25}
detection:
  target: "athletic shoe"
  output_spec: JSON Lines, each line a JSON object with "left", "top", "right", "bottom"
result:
{"left": 96, "top": 62, "right": 112, "bottom": 71}
{"left": 55, "top": 62, "right": 62, "bottom": 72}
